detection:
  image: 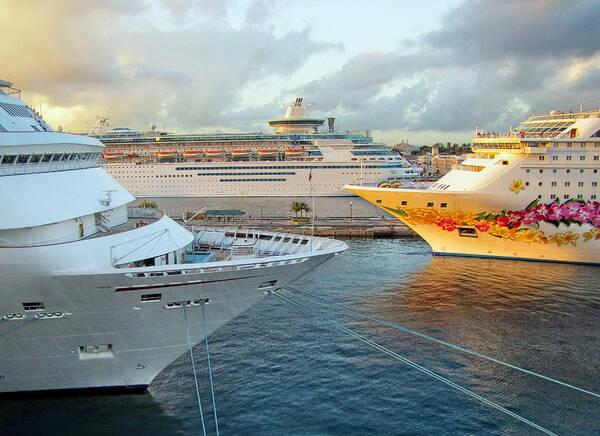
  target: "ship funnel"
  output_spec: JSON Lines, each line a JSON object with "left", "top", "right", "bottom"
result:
{"left": 327, "top": 117, "right": 335, "bottom": 132}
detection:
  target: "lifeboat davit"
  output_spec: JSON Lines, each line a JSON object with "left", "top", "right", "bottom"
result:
{"left": 258, "top": 148, "right": 279, "bottom": 158}
{"left": 183, "top": 150, "right": 204, "bottom": 158}
{"left": 231, "top": 149, "right": 252, "bottom": 158}
{"left": 157, "top": 151, "right": 178, "bottom": 158}
{"left": 102, "top": 152, "right": 123, "bottom": 159}
{"left": 285, "top": 147, "right": 305, "bottom": 157}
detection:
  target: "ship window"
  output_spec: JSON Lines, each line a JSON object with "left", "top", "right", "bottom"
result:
{"left": 41, "top": 154, "right": 51, "bottom": 162}
{"left": 427, "top": 202, "right": 434, "bottom": 207}
{"left": 539, "top": 156, "right": 545, "bottom": 161}
{"left": 376, "top": 199, "right": 382, "bottom": 203}
{"left": 440, "top": 203, "right": 447, "bottom": 208}
{"left": 401, "top": 201, "right": 407, "bottom": 206}
{"left": 539, "top": 169, "right": 543, "bottom": 173}
{"left": 566, "top": 156, "right": 572, "bottom": 161}
{"left": 538, "top": 182, "right": 543, "bottom": 186}
{"left": 578, "top": 182, "right": 584, "bottom": 187}
{"left": 566, "top": 169, "right": 571, "bottom": 173}
{"left": 525, "top": 168, "right": 530, "bottom": 173}
{"left": 22, "top": 302, "right": 45, "bottom": 311}
{"left": 458, "top": 227, "right": 477, "bottom": 238}
{"left": 580, "top": 156, "right": 586, "bottom": 161}
{"left": 563, "top": 195, "right": 569, "bottom": 199}
{"left": 592, "top": 182, "right": 597, "bottom": 187}
{"left": 594, "top": 156, "right": 599, "bottom": 160}
{"left": 525, "top": 182, "right": 530, "bottom": 186}
{"left": 550, "top": 194, "right": 556, "bottom": 199}
{"left": 551, "top": 182, "right": 557, "bottom": 187}
{"left": 565, "top": 182, "right": 570, "bottom": 187}
{"left": 1, "top": 155, "right": 16, "bottom": 164}
{"left": 580, "top": 169, "right": 584, "bottom": 174}
{"left": 593, "top": 195, "right": 597, "bottom": 199}
{"left": 141, "top": 293, "right": 162, "bottom": 302}
{"left": 577, "top": 195, "right": 583, "bottom": 199}
{"left": 30, "top": 154, "right": 42, "bottom": 163}
{"left": 502, "top": 160, "right": 509, "bottom": 165}
{"left": 258, "top": 280, "right": 277, "bottom": 289}
{"left": 552, "top": 156, "right": 558, "bottom": 161}
{"left": 17, "top": 155, "right": 29, "bottom": 163}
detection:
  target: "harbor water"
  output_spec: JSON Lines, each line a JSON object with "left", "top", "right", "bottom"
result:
{"left": 1, "top": 238, "right": 598, "bottom": 435}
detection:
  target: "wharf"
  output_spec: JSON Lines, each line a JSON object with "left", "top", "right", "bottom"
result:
{"left": 172, "top": 215, "right": 418, "bottom": 238}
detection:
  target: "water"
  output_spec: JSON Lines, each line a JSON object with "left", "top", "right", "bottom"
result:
{"left": 2, "top": 239, "right": 599, "bottom": 435}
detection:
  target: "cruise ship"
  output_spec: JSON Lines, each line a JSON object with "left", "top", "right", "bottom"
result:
{"left": 0, "top": 81, "right": 347, "bottom": 393}
{"left": 96, "top": 98, "right": 420, "bottom": 197}
{"left": 347, "top": 108, "right": 600, "bottom": 264}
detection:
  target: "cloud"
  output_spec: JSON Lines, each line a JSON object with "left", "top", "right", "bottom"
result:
{"left": 289, "top": 0, "right": 600, "bottom": 138}
{"left": 0, "top": 0, "right": 336, "bottom": 132}
{"left": 1, "top": 0, "right": 599, "bottom": 144}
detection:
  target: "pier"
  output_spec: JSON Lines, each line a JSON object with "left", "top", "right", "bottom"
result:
{"left": 172, "top": 214, "right": 418, "bottom": 238}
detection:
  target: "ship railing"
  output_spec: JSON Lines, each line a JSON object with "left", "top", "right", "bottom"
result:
{"left": 0, "top": 159, "right": 99, "bottom": 176}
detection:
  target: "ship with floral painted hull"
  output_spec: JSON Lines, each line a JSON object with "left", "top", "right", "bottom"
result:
{"left": 346, "top": 108, "right": 600, "bottom": 264}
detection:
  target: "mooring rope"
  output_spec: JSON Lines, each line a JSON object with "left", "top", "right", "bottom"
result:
{"left": 183, "top": 305, "right": 207, "bottom": 436}
{"left": 202, "top": 303, "right": 220, "bottom": 436}
{"left": 285, "top": 286, "right": 599, "bottom": 399}
{"left": 274, "top": 292, "right": 557, "bottom": 436}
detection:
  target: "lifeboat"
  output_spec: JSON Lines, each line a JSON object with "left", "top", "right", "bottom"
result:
{"left": 257, "top": 148, "right": 279, "bottom": 158}
{"left": 230, "top": 149, "right": 252, "bottom": 158}
{"left": 156, "top": 151, "right": 178, "bottom": 158}
{"left": 205, "top": 149, "right": 226, "bottom": 157}
{"left": 182, "top": 150, "right": 204, "bottom": 158}
{"left": 102, "top": 152, "right": 123, "bottom": 159}
{"left": 127, "top": 153, "right": 139, "bottom": 158}
{"left": 285, "top": 147, "right": 305, "bottom": 157}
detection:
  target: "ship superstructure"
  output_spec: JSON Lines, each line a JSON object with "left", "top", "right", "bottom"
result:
{"left": 96, "top": 98, "right": 420, "bottom": 197}
{"left": 347, "top": 108, "right": 600, "bottom": 264}
{"left": 0, "top": 81, "right": 347, "bottom": 393}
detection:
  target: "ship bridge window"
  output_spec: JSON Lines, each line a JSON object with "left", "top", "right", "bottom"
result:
{"left": 17, "top": 155, "right": 29, "bottom": 164}
{"left": 41, "top": 154, "right": 51, "bottom": 162}
{"left": 1, "top": 155, "right": 16, "bottom": 164}
{"left": 30, "top": 154, "right": 42, "bottom": 163}
{"left": 22, "top": 302, "right": 45, "bottom": 311}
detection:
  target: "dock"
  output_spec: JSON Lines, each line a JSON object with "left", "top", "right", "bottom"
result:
{"left": 172, "top": 214, "right": 419, "bottom": 238}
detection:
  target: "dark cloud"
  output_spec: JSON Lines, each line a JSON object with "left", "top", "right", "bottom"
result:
{"left": 289, "top": 0, "right": 600, "bottom": 138}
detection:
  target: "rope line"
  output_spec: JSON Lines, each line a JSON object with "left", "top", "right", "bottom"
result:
{"left": 183, "top": 305, "right": 207, "bottom": 436}
{"left": 202, "top": 303, "right": 220, "bottom": 436}
{"left": 0, "top": 317, "right": 38, "bottom": 337}
{"left": 285, "top": 286, "right": 599, "bottom": 399}
{"left": 274, "top": 292, "right": 557, "bottom": 436}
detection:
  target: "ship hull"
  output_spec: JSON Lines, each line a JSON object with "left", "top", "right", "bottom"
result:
{"left": 104, "top": 162, "right": 416, "bottom": 197}
{"left": 0, "top": 253, "right": 336, "bottom": 393}
{"left": 346, "top": 185, "right": 600, "bottom": 265}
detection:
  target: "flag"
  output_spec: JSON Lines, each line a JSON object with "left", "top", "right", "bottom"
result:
{"left": 309, "top": 169, "right": 312, "bottom": 181}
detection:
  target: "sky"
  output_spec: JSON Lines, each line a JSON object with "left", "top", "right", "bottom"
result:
{"left": 2, "top": 0, "right": 599, "bottom": 145}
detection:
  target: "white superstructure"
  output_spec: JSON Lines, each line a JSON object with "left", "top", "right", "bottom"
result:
{"left": 97, "top": 98, "right": 420, "bottom": 197}
{"left": 347, "top": 108, "right": 600, "bottom": 264}
{"left": 0, "top": 81, "right": 347, "bottom": 393}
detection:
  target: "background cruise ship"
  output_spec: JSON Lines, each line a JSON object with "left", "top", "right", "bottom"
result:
{"left": 0, "top": 81, "right": 347, "bottom": 393}
{"left": 95, "top": 98, "right": 420, "bottom": 197}
{"left": 347, "top": 108, "right": 600, "bottom": 264}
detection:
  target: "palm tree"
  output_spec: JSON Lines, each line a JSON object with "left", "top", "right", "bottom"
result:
{"left": 289, "top": 201, "right": 303, "bottom": 218}
{"left": 300, "top": 202, "right": 311, "bottom": 218}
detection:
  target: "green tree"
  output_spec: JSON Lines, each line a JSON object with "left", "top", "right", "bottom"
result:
{"left": 138, "top": 200, "right": 158, "bottom": 209}
{"left": 289, "top": 201, "right": 303, "bottom": 218}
